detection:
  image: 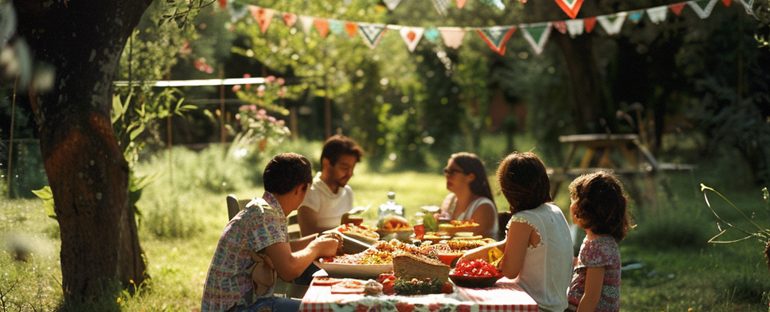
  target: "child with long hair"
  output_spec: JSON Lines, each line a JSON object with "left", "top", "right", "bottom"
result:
{"left": 567, "top": 171, "right": 632, "bottom": 312}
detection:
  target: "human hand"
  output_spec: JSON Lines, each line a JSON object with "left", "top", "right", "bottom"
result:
{"left": 313, "top": 233, "right": 341, "bottom": 257}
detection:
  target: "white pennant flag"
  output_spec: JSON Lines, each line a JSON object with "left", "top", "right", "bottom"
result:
{"left": 438, "top": 27, "right": 466, "bottom": 49}
{"left": 688, "top": 0, "right": 719, "bottom": 18}
{"left": 400, "top": 27, "right": 425, "bottom": 52}
{"left": 739, "top": 0, "right": 754, "bottom": 15}
{"left": 299, "top": 15, "right": 314, "bottom": 34}
{"left": 566, "top": 19, "right": 584, "bottom": 37}
{"left": 520, "top": 23, "right": 552, "bottom": 55}
{"left": 432, "top": 0, "right": 450, "bottom": 16}
{"left": 383, "top": 0, "right": 402, "bottom": 11}
{"left": 646, "top": 6, "right": 668, "bottom": 24}
{"left": 597, "top": 12, "right": 627, "bottom": 35}
{"left": 358, "top": 23, "right": 387, "bottom": 49}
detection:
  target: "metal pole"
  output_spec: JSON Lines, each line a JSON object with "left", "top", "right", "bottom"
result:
{"left": 6, "top": 78, "right": 18, "bottom": 196}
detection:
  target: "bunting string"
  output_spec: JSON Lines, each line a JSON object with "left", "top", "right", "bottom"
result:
{"left": 226, "top": 1, "right": 754, "bottom": 56}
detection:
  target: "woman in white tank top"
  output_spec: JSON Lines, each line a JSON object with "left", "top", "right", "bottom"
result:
{"left": 439, "top": 152, "right": 499, "bottom": 239}
{"left": 460, "top": 152, "right": 573, "bottom": 312}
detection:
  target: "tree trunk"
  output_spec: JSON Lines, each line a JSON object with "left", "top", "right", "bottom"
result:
{"left": 15, "top": 0, "right": 151, "bottom": 303}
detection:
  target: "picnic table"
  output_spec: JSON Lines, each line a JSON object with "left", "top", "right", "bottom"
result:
{"left": 300, "top": 272, "right": 538, "bottom": 312}
{"left": 548, "top": 133, "right": 694, "bottom": 208}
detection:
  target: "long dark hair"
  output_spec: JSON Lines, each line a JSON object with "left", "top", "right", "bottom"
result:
{"left": 497, "top": 152, "right": 551, "bottom": 213}
{"left": 450, "top": 152, "right": 495, "bottom": 207}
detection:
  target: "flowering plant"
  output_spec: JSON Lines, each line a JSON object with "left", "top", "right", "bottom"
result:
{"left": 234, "top": 106, "right": 290, "bottom": 153}
{"left": 233, "top": 74, "right": 289, "bottom": 116}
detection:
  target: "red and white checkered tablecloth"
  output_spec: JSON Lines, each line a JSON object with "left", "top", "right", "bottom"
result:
{"left": 300, "top": 275, "right": 538, "bottom": 312}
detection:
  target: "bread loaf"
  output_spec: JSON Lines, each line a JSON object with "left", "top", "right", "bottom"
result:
{"left": 393, "top": 253, "right": 449, "bottom": 283}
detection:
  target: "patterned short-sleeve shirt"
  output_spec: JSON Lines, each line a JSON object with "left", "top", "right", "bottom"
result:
{"left": 201, "top": 192, "right": 288, "bottom": 312}
{"left": 567, "top": 235, "right": 621, "bottom": 312}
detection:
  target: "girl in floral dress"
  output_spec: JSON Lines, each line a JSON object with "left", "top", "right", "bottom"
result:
{"left": 567, "top": 171, "right": 632, "bottom": 312}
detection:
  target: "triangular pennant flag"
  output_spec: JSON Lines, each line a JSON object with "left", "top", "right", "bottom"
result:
{"left": 344, "top": 22, "right": 358, "bottom": 38}
{"left": 400, "top": 27, "right": 425, "bottom": 52}
{"left": 456, "top": 0, "right": 467, "bottom": 9}
{"left": 722, "top": 0, "right": 732, "bottom": 7}
{"left": 283, "top": 13, "right": 297, "bottom": 28}
{"left": 433, "top": 0, "right": 451, "bottom": 15}
{"left": 688, "top": 0, "right": 719, "bottom": 18}
{"left": 669, "top": 3, "right": 687, "bottom": 15}
{"left": 329, "top": 19, "right": 345, "bottom": 36}
{"left": 227, "top": 3, "right": 249, "bottom": 22}
{"left": 647, "top": 6, "right": 668, "bottom": 24}
{"left": 250, "top": 6, "right": 274, "bottom": 34}
{"left": 555, "top": 0, "right": 585, "bottom": 19}
{"left": 480, "top": 0, "right": 506, "bottom": 10}
{"left": 314, "top": 19, "right": 330, "bottom": 38}
{"left": 477, "top": 26, "right": 516, "bottom": 55}
{"left": 565, "top": 19, "right": 584, "bottom": 37}
{"left": 299, "top": 16, "right": 314, "bottom": 34}
{"left": 439, "top": 27, "right": 466, "bottom": 49}
{"left": 584, "top": 17, "right": 597, "bottom": 33}
{"left": 383, "top": 0, "right": 402, "bottom": 11}
{"left": 424, "top": 27, "right": 441, "bottom": 43}
{"left": 553, "top": 21, "right": 568, "bottom": 34}
{"left": 628, "top": 10, "right": 645, "bottom": 23}
{"left": 520, "top": 23, "right": 552, "bottom": 55}
{"left": 358, "top": 23, "right": 387, "bottom": 49}
{"left": 739, "top": 0, "right": 754, "bottom": 15}
{"left": 597, "top": 12, "right": 627, "bottom": 35}
{"left": 218, "top": 0, "right": 227, "bottom": 9}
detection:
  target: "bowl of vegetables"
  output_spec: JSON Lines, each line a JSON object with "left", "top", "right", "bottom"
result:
{"left": 449, "top": 259, "right": 502, "bottom": 288}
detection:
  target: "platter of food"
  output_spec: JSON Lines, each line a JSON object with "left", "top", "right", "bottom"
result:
{"left": 335, "top": 223, "right": 380, "bottom": 244}
{"left": 314, "top": 261, "right": 392, "bottom": 279}
{"left": 438, "top": 220, "right": 480, "bottom": 236}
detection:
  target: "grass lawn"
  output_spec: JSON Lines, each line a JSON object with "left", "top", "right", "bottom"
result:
{"left": 1, "top": 143, "right": 768, "bottom": 311}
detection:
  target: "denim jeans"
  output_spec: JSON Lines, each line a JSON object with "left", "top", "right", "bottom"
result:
{"left": 234, "top": 296, "right": 301, "bottom": 312}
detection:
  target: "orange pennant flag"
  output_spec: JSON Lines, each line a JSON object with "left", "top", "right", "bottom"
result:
{"left": 345, "top": 22, "right": 358, "bottom": 38}
{"left": 314, "top": 19, "right": 330, "bottom": 38}
{"left": 456, "top": 0, "right": 467, "bottom": 8}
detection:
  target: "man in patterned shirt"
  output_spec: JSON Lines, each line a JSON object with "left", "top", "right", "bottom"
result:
{"left": 201, "top": 153, "right": 340, "bottom": 312}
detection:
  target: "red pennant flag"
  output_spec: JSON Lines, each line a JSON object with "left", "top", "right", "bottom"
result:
{"left": 555, "top": 0, "right": 585, "bottom": 19}
{"left": 584, "top": 17, "right": 597, "bottom": 33}
{"left": 250, "top": 7, "right": 274, "bottom": 34}
{"left": 553, "top": 21, "right": 568, "bottom": 34}
{"left": 456, "top": 0, "right": 467, "bottom": 8}
{"left": 314, "top": 19, "right": 330, "bottom": 38}
{"left": 722, "top": 0, "right": 732, "bottom": 6}
{"left": 345, "top": 22, "right": 358, "bottom": 38}
{"left": 669, "top": 3, "right": 686, "bottom": 15}
{"left": 218, "top": 0, "right": 227, "bottom": 9}
{"left": 283, "top": 13, "right": 297, "bottom": 27}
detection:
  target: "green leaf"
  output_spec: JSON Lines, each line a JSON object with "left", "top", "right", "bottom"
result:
{"left": 129, "top": 123, "right": 145, "bottom": 140}
{"left": 32, "top": 186, "right": 57, "bottom": 220}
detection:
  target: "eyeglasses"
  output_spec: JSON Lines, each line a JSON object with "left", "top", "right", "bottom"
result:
{"left": 443, "top": 167, "right": 463, "bottom": 176}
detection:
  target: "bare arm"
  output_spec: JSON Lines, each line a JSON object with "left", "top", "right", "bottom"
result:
{"left": 576, "top": 267, "right": 605, "bottom": 312}
{"left": 297, "top": 206, "right": 323, "bottom": 237}
{"left": 264, "top": 236, "right": 338, "bottom": 282}
{"left": 470, "top": 203, "right": 497, "bottom": 237}
{"left": 499, "top": 221, "right": 534, "bottom": 279}
{"left": 289, "top": 233, "right": 317, "bottom": 251}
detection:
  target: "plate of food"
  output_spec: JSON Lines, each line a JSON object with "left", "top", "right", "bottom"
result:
{"left": 336, "top": 223, "right": 380, "bottom": 244}
{"left": 314, "top": 261, "right": 393, "bottom": 279}
{"left": 438, "top": 220, "right": 480, "bottom": 236}
{"left": 377, "top": 215, "right": 414, "bottom": 241}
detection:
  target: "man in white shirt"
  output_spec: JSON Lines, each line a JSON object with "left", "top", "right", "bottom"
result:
{"left": 297, "top": 135, "right": 363, "bottom": 236}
